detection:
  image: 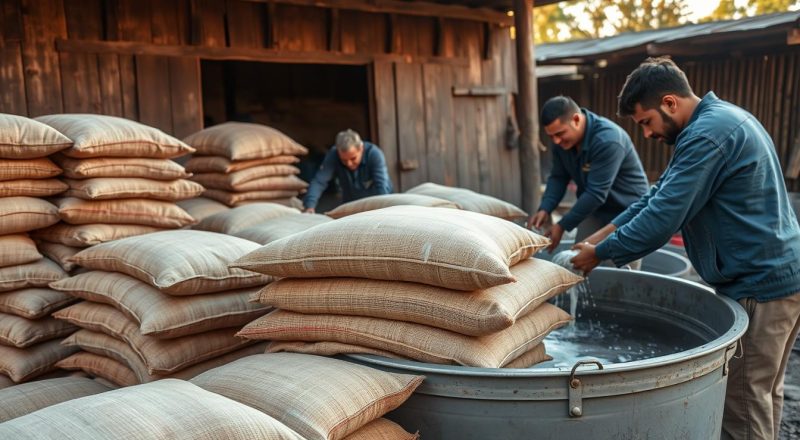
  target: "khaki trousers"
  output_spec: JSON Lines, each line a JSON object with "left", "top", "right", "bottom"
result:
{"left": 721, "top": 292, "right": 800, "bottom": 440}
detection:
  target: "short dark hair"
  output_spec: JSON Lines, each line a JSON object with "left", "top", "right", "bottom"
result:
{"left": 617, "top": 56, "right": 694, "bottom": 117}
{"left": 541, "top": 96, "right": 580, "bottom": 126}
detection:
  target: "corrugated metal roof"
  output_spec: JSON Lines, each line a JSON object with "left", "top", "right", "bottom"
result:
{"left": 536, "top": 11, "right": 800, "bottom": 64}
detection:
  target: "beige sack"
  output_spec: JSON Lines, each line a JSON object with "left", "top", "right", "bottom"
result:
{"left": 238, "top": 304, "right": 571, "bottom": 368}
{"left": 36, "top": 242, "right": 80, "bottom": 272}
{"left": 406, "top": 182, "right": 528, "bottom": 220}
{"left": 0, "top": 179, "right": 68, "bottom": 197}
{"left": 183, "top": 122, "right": 308, "bottom": 160}
{"left": 191, "top": 353, "right": 424, "bottom": 440}
{"left": 343, "top": 419, "right": 419, "bottom": 440}
{"left": 0, "top": 288, "right": 76, "bottom": 319}
{"left": 326, "top": 193, "right": 460, "bottom": 219}
{"left": 69, "top": 230, "right": 273, "bottom": 295}
{"left": 185, "top": 155, "right": 299, "bottom": 173}
{"left": 0, "top": 234, "right": 42, "bottom": 268}
{"left": 63, "top": 178, "right": 204, "bottom": 201}
{"left": 0, "top": 339, "right": 78, "bottom": 382}
{"left": 0, "top": 313, "right": 76, "bottom": 348}
{"left": 176, "top": 197, "right": 229, "bottom": 222}
{"left": 255, "top": 258, "right": 582, "bottom": 336}
{"left": 51, "top": 271, "right": 270, "bottom": 338}
{"left": 0, "top": 258, "right": 66, "bottom": 293}
{"left": 0, "top": 158, "right": 61, "bottom": 180}
{"left": 0, "top": 376, "right": 111, "bottom": 423}
{"left": 56, "top": 197, "right": 196, "bottom": 228}
{"left": 194, "top": 173, "right": 308, "bottom": 192}
{"left": 233, "top": 213, "right": 332, "bottom": 244}
{"left": 55, "top": 155, "right": 191, "bottom": 180}
{"left": 192, "top": 163, "right": 300, "bottom": 187}
{"left": 203, "top": 189, "right": 300, "bottom": 206}
{"left": 194, "top": 202, "right": 300, "bottom": 235}
{"left": 33, "top": 223, "right": 166, "bottom": 248}
{"left": 232, "top": 206, "right": 549, "bottom": 291}
{"left": 35, "top": 114, "right": 195, "bottom": 158}
{"left": 0, "top": 114, "right": 72, "bottom": 159}
{"left": 0, "top": 197, "right": 59, "bottom": 235}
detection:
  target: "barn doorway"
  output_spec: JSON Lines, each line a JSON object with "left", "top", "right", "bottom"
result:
{"left": 200, "top": 60, "right": 372, "bottom": 212}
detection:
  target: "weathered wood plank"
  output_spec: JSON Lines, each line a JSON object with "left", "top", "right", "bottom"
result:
{"left": 422, "top": 63, "right": 456, "bottom": 186}
{"left": 61, "top": 0, "right": 103, "bottom": 114}
{"left": 136, "top": 55, "right": 172, "bottom": 132}
{"left": 190, "top": 0, "right": 226, "bottom": 47}
{"left": 116, "top": 0, "right": 153, "bottom": 42}
{"left": 0, "top": 43, "right": 27, "bottom": 114}
{"left": 227, "top": 0, "right": 267, "bottom": 48}
{"left": 97, "top": 53, "right": 124, "bottom": 116}
{"left": 393, "top": 15, "right": 435, "bottom": 57}
{"left": 119, "top": 54, "right": 138, "bottom": 119}
{"left": 451, "top": 66, "right": 479, "bottom": 192}
{"left": 0, "top": 0, "right": 23, "bottom": 45}
{"left": 371, "top": 61, "right": 399, "bottom": 190}
{"left": 394, "top": 62, "right": 427, "bottom": 190}
{"left": 20, "top": 0, "right": 67, "bottom": 116}
{"left": 151, "top": 0, "right": 185, "bottom": 45}
{"left": 168, "top": 56, "right": 203, "bottom": 138}
{"left": 273, "top": 4, "right": 327, "bottom": 52}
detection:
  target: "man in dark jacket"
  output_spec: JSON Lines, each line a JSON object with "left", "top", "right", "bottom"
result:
{"left": 529, "top": 96, "right": 648, "bottom": 253}
{"left": 303, "top": 129, "right": 393, "bottom": 213}
{"left": 571, "top": 57, "right": 800, "bottom": 440}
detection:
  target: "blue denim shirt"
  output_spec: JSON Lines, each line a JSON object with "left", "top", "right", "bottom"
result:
{"left": 303, "top": 142, "right": 393, "bottom": 209}
{"left": 539, "top": 109, "right": 649, "bottom": 231}
{"left": 596, "top": 92, "right": 800, "bottom": 301}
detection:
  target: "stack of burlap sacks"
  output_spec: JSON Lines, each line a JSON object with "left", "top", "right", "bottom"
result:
{"left": 184, "top": 122, "right": 309, "bottom": 208}
{"left": 0, "top": 353, "right": 423, "bottom": 440}
{"left": 232, "top": 205, "right": 583, "bottom": 368}
{"left": 0, "top": 114, "right": 80, "bottom": 387}
{"left": 47, "top": 229, "right": 278, "bottom": 387}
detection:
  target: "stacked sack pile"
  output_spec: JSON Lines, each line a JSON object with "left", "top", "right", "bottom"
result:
{"left": 405, "top": 182, "right": 529, "bottom": 221}
{"left": 0, "top": 353, "right": 423, "bottom": 440}
{"left": 48, "top": 229, "right": 275, "bottom": 387}
{"left": 232, "top": 205, "right": 583, "bottom": 369}
{"left": 30, "top": 114, "right": 202, "bottom": 270}
{"left": 0, "top": 114, "right": 81, "bottom": 386}
{"left": 183, "top": 122, "right": 309, "bottom": 208}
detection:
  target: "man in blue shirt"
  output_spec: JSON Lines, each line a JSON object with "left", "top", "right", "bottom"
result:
{"left": 529, "top": 96, "right": 648, "bottom": 253}
{"left": 303, "top": 129, "right": 393, "bottom": 213}
{"left": 571, "top": 57, "right": 800, "bottom": 440}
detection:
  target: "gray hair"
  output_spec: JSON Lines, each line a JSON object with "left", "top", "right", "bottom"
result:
{"left": 335, "top": 129, "right": 363, "bottom": 152}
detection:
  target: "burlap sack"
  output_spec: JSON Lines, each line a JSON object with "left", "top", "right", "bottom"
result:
{"left": 54, "top": 155, "right": 191, "bottom": 180}
{"left": 0, "top": 339, "right": 78, "bottom": 382}
{"left": 0, "top": 374, "right": 14, "bottom": 389}
{"left": 63, "top": 330, "right": 268, "bottom": 384}
{"left": 191, "top": 353, "right": 424, "bottom": 440}
{"left": 191, "top": 164, "right": 300, "bottom": 188}
{"left": 194, "top": 202, "right": 300, "bottom": 235}
{"left": 326, "top": 194, "right": 460, "bottom": 219}
{"left": 53, "top": 302, "right": 253, "bottom": 374}
{"left": 0, "top": 258, "right": 66, "bottom": 293}
{"left": 51, "top": 271, "right": 270, "bottom": 338}
{"left": 0, "top": 288, "right": 76, "bottom": 319}
{"left": 56, "top": 351, "right": 139, "bottom": 387}
{"left": 0, "top": 313, "right": 76, "bottom": 348}
{"left": 185, "top": 155, "right": 299, "bottom": 173}
{"left": 232, "top": 206, "right": 550, "bottom": 291}
{"left": 203, "top": 189, "right": 300, "bottom": 206}
{"left": 503, "top": 342, "right": 551, "bottom": 368}
{"left": 176, "top": 197, "right": 229, "bottom": 222}
{"left": 0, "top": 377, "right": 111, "bottom": 422}
{"left": 256, "top": 258, "right": 581, "bottom": 336}
{"left": 233, "top": 213, "right": 333, "bottom": 244}
{"left": 35, "top": 114, "right": 195, "bottom": 159}
{"left": 0, "top": 234, "right": 42, "bottom": 268}
{"left": 36, "top": 242, "right": 80, "bottom": 271}
{"left": 238, "top": 304, "right": 571, "bottom": 368}
{"left": 0, "top": 197, "right": 59, "bottom": 235}
{"left": 56, "top": 197, "right": 196, "bottom": 228}
{"left": 406, "top": 182, "right": 528, "bottom": 220}
{"left": 63, "top": 178, "right": 204, "bottom": 201}
{"left": 69, "top": 230, "right": 272, "bottom": 295}
{"left": 0, "top": 179, "right": 68, "bottom": 197}
{"left": 343, "top": 419, "right": 419, "bottom": 440}
{"left": 0, "top": 158, "right": 61, "bottom": 180}
{"left": 0, "top": 114, "right": 72, "bottom": 159}
{"left": 183, "top": 122, "right": 308, "bottom": 160}
{"left": 194, "top": 173, "right": 308, "bottom": 192}
{"left": 33, "top": 223, "right": 166, "bottom": 247}
{"left": 0, "top": 379, "right": 305, "bottom": 440}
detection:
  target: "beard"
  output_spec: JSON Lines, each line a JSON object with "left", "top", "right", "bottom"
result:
{"left": 656, "top": 108, "right": 681, "bottom": 145}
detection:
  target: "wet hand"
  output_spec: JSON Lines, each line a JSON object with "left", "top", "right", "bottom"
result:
{"left": 545, "top": 223, "right": 564, "bottom": 253}
{"left": 571, "top": 242, "right": 600, "bottom": 275}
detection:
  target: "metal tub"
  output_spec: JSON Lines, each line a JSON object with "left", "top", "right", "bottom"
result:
{"left": 538, "top": 241, "right": 693, "bottom": 279}
{"left": 345, "top": 269, "right": 748, "bottom": 440}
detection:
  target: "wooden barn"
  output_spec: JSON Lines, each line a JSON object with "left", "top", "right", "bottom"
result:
{"left": 0, "top": 0, "right": 563, "bottom": 211}
{"left": 536, "top": 11, "right": 800, "bottom": 191}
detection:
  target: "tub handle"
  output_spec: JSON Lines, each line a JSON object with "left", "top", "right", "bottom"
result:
{"left": 567, "top": 360, "right": 604, "bottom": 418}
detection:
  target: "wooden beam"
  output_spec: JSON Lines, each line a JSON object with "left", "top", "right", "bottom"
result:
{"left": 55, "top": 37, "right": 469, "bottom": 66}
{"left": 788, "top": 28, "right": 800, "bottom": 45}
{"left": 328, "top": 8, "right": 341, "bottom": 51}
{"left": 242, "top": 0, "right": 512, "bottom": 25}
{"left": 513, "top": 0, "right": 540, "bottom": 214}
{"left": 452, "top": 85, "right": 506, "bottom": 96}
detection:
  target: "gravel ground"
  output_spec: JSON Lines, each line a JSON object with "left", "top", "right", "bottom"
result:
{"left": 780, "top": 342, "right": 800, "bottom": 440}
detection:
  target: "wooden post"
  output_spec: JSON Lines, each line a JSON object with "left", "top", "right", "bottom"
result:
{"left": 514, "top": 0, "right": 541, "bottom": 214}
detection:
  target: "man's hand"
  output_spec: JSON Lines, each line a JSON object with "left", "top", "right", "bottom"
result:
{"left": 545, "top": 223, "right": 564, "bottom": 253}
{"left": 303, "top": 207, "right": 316, "bottom": 214}
{"left": 571, "top": 242, "right": 601, "bottom": 275}
{"left": 527, "top": 210, "right": 551, "bottom": 231}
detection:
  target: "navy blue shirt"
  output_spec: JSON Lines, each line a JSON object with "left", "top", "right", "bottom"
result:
{"left": 597, "top": 92, "right": 800, "bottom": 302}
{"left": 303, "top": 142, "right": 393, "bottom": 209}
{"left": 539, "top": 109, "right": 649, "bottom": 231}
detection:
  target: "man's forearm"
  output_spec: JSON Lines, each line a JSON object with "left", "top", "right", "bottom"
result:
{"left": 583, "top": 223, "right": 617, "bottom": 245}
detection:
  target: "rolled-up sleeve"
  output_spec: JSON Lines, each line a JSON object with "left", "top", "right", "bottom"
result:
{"left": 596, "top": 136, "right": 726, "bottom": 265}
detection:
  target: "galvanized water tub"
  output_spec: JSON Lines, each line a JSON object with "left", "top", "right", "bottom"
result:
{"left": 539, "top": 241, "right": 693, "bottom": 279}
{"left": 345, "top": 269, "right": 748, "bottom": 440}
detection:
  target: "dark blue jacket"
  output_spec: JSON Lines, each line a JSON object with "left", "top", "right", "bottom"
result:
{"left": 596, "top": 92, "right": 800, "bottom": 301}
{"left": 303, "top": 142, "right": 393, "bottom": 209}
{"left": 539, "top": 109, "right": 649, "bottom": 231}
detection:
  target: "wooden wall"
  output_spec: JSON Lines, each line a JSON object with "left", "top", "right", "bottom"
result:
{"left": 539, "top": 50, "right": 800, "bottom": 192}
{"left": 0, "top": 0, "right": 524, "bottom": 206}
